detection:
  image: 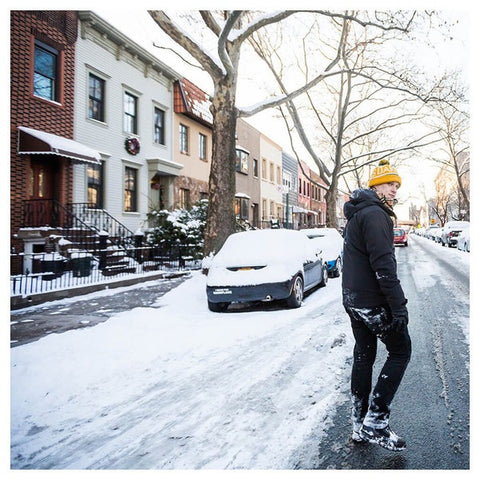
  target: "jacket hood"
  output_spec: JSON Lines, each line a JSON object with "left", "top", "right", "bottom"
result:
{"left": 344, "top": 188, "right": 391, "bottom": 220}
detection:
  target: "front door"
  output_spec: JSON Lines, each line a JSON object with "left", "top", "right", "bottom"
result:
{"left": 26, "top": 156, "right": 58, "bottom": 226}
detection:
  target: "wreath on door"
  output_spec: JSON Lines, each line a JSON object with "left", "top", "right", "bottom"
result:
{"left": 125, "top": 137, "right": 140, "bottom": 155}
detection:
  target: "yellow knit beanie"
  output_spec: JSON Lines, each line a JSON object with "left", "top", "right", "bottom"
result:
{"left": 368, "top": 159, "right": 402, "bottom": 188}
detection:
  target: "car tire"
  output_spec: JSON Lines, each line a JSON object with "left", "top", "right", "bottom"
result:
{"left": 331, "top": 257, "right": 342, "bottom": 278}
{"left": 286, "top": 275, "right": 304, "bottom": 308}
{"left": 319, "top": 264, "right": 329, "bottom": 288}
{"left": 208, "top": 301, "right": 230, "bottom": 312}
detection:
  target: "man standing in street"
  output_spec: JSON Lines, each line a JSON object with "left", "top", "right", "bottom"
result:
{"left": 342, "top": 159, "right": 411, "bottom": 452}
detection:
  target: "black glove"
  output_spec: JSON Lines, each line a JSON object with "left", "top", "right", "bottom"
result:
{"left": 390, "top": 306, "right": 409, "bottom": 332}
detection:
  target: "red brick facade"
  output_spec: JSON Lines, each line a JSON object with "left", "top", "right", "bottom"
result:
{"left": 10, "top": 11, "right": 78, "bottom": 252}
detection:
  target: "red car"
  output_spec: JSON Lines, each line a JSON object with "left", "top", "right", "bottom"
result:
{"left": 393, "top": 228, "right": 408, "bottom": 247}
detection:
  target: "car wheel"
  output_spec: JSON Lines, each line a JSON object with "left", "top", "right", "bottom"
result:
{"left": 319, "top": 264, "right": 329, "bottom": 287}
{"left": 208, "top": 301, "right": 230, "bottom": 312}
{"left": 331, "top": 257, "right": 342, "bottom": 278}
{"left": 286, "top": 275, "right": 303, "bottom": 308}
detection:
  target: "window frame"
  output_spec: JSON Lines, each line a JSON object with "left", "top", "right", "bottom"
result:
{"left": 154, "top": 106, "right": 166, "bottom": 145}
{"left": 123, "top": 91, "right": 138, "bottom": 134}
{"left": 123, "top": 166, "right": 138, "bottom": 213}
{"left": 253, "top": 158, "right": 259, "bottom": 178}
{"left": 87, "top": 161, "right": 104, "bottom": 208}
{"left": 33, "top": 40, "right": 59, "bottom": 102}
{"left": 199, "top": 133, "right": 207, "bottom": 160}
{"left": 88, "top": 73, "right": 106, "bottom": 122}
{"left": 179, "top": 124, "right": 189, "bottom": 154}
{"left": 235, "top": 148, "right": 249, "bottom": 174}
{"left": 179, "top": 188, "right": 190, "bottom": 209}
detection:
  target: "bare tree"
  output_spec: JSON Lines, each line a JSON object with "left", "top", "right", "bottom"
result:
{"left": 426, "top": 79, "right": 469, "bottom": 220}
{"left": 250, "top": 11, "right": 446, "bottom": 227}
{"left": 148, "top": 10, "right": 414, "bottom": 254}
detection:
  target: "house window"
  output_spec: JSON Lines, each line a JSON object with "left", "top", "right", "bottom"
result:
{"left": 124, "top": 92, "right": 138, "bottom": 134}
{"left": 124, "top": 166, "right": 138, "bottom": 212}
{"left": 199, "top": 133, "right": 207, "bottom": 160}
{"left": 235, "top": 197, "right": 249, "bottom": 219}
{"left": 276, "top": 166, "right": 281, "bottom": 185}
{"left": 269, "top": 162, "right": 274, "bottom": 182}
{"left": 87, "top": 162, "right": 104, "bottom": 208}
{"left": 33, "top": 40, "right": 59, "bottom": 101}
{"left": 262, "top": 159, "right": 267, "bottom": 180}
{"left": 277, "top": 205, "right": 283, "bottom": 219}
{"left": 262, "top": 198, "right": 267, "bottom": 220}
{"left": 283, "top": 171, "right": 291, "bottom": 189}
{"left": 235, "top": 149, "right": 249, "bottom": 174}
{"left": 253, "top": 159, "right": 259, "bottom": 178}
{"left": 180, "top": 188, "right": 190, "bottom": 209}
{"left": 154, "top": 107, "right": 165, "bottom": 145}
{"left": 179, "top": 124, "right": 189, "bottom": 154}
{"left": 88, "top": 74, "right": 105, "bottom": 122}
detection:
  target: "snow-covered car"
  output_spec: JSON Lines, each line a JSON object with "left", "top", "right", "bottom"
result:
{"left": 432, "top": 227, "right": 444, "bottom": 243}
{"left": 206, "top": 229, "right": 328, "bottom": 312}
{"left": 440, "top": 221, "right": 470, "bottom": 247}
{"left": 301, "top": 227, "right": 343, "bottom": 277}
{"left": 424, "top": 225, "right": 440, "bottom": 240}
{"left": 456, "top": 227, "right": 470, "bottom": 252}
{"left": 393, "top": 227, "right": 408, "bottom": 247}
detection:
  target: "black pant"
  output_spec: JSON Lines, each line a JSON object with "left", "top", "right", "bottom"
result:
{"left": 345, "top": 305, "right": 412, "bottom": 428}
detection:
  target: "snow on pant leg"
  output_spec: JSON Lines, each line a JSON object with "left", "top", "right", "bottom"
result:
{"left": 346, "top": 307, "right": 378, "bottom": 426}
{"left": 364, "top": 324, "right": 412, "bottom": 428}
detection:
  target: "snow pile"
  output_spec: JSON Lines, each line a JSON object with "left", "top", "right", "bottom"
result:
{"left": 11, "top": 272, "right": 352, "bottom": 469}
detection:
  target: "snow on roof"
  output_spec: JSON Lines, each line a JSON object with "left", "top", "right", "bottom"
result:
{"left": 174, "top": 78, "right": 213, "bottom": 126}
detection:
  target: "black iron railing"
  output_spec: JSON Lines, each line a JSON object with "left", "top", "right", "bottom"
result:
{"left": 10, "top": 244, "right": 201, "bottom": 297}
{"left": 68, "top": 203, "right": 144, "bottom": 250}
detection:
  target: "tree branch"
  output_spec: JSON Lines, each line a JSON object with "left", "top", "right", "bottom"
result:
{"left": 218, "top": 11, "right": 242, "bottom": 77}
{"left": 148, "top": 10, "right": 225, "bottom": 79}
{"left": 232, "top": 11, "right": 298, "bottom": 44}
{"left": 199, "top": 10, "right": 222, "bottom": 37}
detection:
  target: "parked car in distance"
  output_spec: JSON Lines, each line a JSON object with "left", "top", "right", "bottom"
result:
{"left": 440, "top": 221, "right": 470, "bottom": 247}
{"left": 432, "top": 227, "right": 444, "bottom": 243}
{"left": 301, "top": 227, "right": 343, "bottom": 277}
{"left": 456, "top": 227, "right": 470, "bottom": 252}
{"left": 424, "top": 225, "right": 440, "bottom": 240}
{"left": 206, "top": 229, "right": 328, "bottom": 312}
{"left": 394, "top": 227, "right": 408, "bottom": 246}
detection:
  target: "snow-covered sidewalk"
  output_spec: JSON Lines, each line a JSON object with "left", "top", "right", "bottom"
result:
{"left": 11, "top": 273, "right": 352, "bottom": 469}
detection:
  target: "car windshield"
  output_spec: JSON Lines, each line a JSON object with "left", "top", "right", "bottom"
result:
{"left": 394, "top": 229, "right": 405, "bottom": 235}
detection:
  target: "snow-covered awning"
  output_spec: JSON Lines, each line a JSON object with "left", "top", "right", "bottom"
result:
{"left": 292, "top": 206, "right": 318, "bottom": 215}
{"left": 17, "top": 126, "right": 101, "bottom": 165}
{"left": 235, "top": 192, "right": 250, "bottom": 199}
{"left": 147, "top": 157, "right": 183, "bottom": 177}
{"left": 292, "top": 206, "right": 308, "bottom": 214}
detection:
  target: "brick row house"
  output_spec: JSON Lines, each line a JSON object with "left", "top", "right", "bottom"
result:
{"left": 10, "top": 11, "right": 103, "bottom": 274}
{"left": 10, "top": 10, "right": 328, "bottom": 279}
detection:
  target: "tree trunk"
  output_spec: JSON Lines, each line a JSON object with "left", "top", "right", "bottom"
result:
{"left": 325, "top": 180, "right": 339, "bottom": 228}
{"left": 204, "top": 80, "right": 238, "bottom": 256}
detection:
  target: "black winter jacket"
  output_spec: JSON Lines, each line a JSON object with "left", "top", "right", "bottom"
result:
{"left": 342, "top": 189, "right": 407, "bottom": 310}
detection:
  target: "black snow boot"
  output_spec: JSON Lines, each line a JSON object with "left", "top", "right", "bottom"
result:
{"left": 359, "top": 424, "right": 406, "bottom": 451}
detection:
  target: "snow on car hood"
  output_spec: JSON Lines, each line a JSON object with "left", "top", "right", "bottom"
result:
{"left": 207, "top": 229, "right": 319, "bottom": 287}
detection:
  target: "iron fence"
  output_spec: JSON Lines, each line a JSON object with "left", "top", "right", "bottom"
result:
{"left": 10, "top": 244, "right": 202, "bottom": 297}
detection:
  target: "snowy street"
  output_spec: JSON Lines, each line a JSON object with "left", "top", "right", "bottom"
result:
{"left": 10, "top": 233, "right": 470, "bottom": 470}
